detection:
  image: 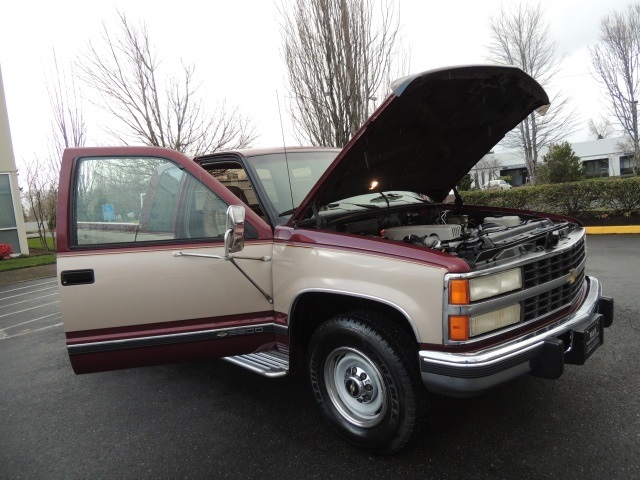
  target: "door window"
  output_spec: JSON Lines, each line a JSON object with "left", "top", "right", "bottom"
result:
{"left": 73, "top": 157, "right": 228, "bottom": 246}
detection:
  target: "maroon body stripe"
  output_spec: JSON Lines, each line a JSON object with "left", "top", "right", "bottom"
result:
{"left": 69, "top": 335, "right": 278, "bottom": 374}
{"left": 66, "top": 311, "right": 278, "bottom": 344}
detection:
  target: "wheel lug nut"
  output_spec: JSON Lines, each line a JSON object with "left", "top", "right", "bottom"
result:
{"left": 362, "top": 395, "right": 370, "bottom": 402}
{"left": 350, "top": 367, "right": 357, "bottom": 375}
{"left": 360, "top": 373, "right": 367, "bottom": 380}
{"left": 365, "top": 384, "right": 373, "bottom": 391}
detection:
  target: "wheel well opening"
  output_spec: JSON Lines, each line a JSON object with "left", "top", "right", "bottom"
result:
{"left": 288, "top": 292, "right": 418, "bottom": 364}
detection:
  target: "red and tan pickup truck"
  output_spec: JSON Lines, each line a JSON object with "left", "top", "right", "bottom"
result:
{"left": 56, "top": 65, "right": 613, "bottom": 454}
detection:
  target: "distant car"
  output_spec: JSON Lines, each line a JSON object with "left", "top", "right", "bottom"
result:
{"left": 482, "top": 179, "right": 512, "bottom": 190}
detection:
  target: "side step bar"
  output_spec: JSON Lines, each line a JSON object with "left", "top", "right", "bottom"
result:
{"left": 222, "top": 349, "right": 289, "bottom": 378}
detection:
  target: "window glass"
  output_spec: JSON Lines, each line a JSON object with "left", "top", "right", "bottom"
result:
{"left": 74, "top": 157, "right": 228, "bottom": 245}
{"left": 0, "top": 229, "right": 19, "bottom": 251}
{"left": 584, "top": 158, "right": 609, "bottom": 178}
{"left": 0, "top": 174, "right": 17, "bottom": 229}
{"left": 207, "top": 167, "right": 264, "bottom": 216}
{"left": 245, "top": 151, "right": 337, "bottom": 215}
{"left": 620, "top": 155, "right": 634, "bottom": 174}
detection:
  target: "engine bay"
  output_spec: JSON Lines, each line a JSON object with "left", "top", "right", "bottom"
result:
{"left": 320, "top": 205, "right": 580, "bottom": 270}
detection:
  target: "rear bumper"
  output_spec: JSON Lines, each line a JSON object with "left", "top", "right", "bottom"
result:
{"left": 419, "top": 276, "right": 613, "bottom": 397}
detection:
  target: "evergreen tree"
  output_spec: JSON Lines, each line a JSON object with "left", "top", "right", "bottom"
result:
{"left": 537, "top": 142, "right": 584, "bottom": 184}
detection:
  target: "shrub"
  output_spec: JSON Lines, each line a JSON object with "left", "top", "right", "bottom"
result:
{"left": 598, "top": 176, "right": 640, "bottom": 214}
{"left": 460, "top": 176, "right": 640, "bottom": 217}
{"left": 0, "top": 244, "right": 13, "bottom": 260}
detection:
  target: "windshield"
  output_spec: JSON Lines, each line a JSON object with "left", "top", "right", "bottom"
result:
{"left": 245, "top": 151, "right": 337, "bottom": 218}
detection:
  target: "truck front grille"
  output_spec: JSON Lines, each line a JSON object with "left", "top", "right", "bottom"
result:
{"left": 522, "top": 237, "right": 585, "bottom": 288}
{"left": 523, "top": 270, "right": 584, "bottom": 320}
{"left": 521, "top": 237, "right": 585, "bottom": 322}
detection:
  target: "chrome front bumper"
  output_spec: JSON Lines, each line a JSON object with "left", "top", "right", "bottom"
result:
{"left": 420, "top": 276, "right": 612, "bottom": 397}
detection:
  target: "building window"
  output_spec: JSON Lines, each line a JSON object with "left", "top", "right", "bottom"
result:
{"left": 619, "top": 155, "right": 635, "bottom": 175}
{"left": 499, "top": 167, "right": 528, "bottom": 186}
{"left": 583, "top": 158, "right": 609, "bottom": 178}
{"left": 0, "top": 173, "right": 17, "bottom": 229}
{"left": 0, "top": 173, "right": 20, "bottom": 252}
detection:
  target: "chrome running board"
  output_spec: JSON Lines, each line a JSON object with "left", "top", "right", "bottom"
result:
{"left": 222, "top": 349, "right": 289, "bottom": 378}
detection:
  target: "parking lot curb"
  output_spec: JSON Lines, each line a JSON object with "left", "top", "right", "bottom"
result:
{"left": 585, "top": 226, "right": 640, "bottom": 234}
{"left": 0, "top": 264, "right": 57, "bottom": 287}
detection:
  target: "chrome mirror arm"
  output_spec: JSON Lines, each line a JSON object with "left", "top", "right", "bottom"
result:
{"left": 172, "top": 251, "right": 273, "bottom": 304}
{"left": 227, "top": 257, "right": 273, "bottom": 304}
{"left": 172, "top": 252, "right": 225, "bottom": 260}
{"left": 230, "top": 255, "right": 272, "bottom": 262}
{"left": 172, "top": 251, "right": 271, "bottom": 262}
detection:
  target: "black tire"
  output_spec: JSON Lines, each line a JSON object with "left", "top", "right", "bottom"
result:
{"left": 308, "top": 311, "right": 425, "bottom": 454}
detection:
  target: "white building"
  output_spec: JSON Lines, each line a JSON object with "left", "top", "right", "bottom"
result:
{"left": 472, "top": 137, "right": 632, "bottom": 188}
{"left": 0, "top": 64, "right": 29, "bottom": 255}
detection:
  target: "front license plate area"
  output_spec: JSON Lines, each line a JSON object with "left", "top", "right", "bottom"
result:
{"left": 565, "top": 314, "right": 604, "bottom": 365}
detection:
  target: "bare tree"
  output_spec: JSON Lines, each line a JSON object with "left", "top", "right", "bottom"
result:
{"left": 77, "top": 11, "right": 256, "bottom": 156}
{"left": 470, "top": 154, "right": 502, "bottom": 189}
{"left": 590, "top": 4, "right": 640, "bottom": 173}
{"left": 587, "top": 117, "right": 616, "bottom": 140}
{"left": 23, "top": 163, "right": 57, "bottom": 251}
{"left": 486, "top": 3, "right": 578, "bottom": 184}
{"left": 23, "top": 51, "right": 87, "bottom": 252}
{"left": 279, "top": 0, "right": 405, "bottom": 147}
{"left": 48, "top": 51, "right": 86, "bottom": 160}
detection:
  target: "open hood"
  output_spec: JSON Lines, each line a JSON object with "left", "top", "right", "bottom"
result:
{"left": 291, "top": 65, "right": 549, "bottom": 224}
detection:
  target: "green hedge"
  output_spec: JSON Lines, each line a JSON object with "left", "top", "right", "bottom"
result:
{"left": 460, "top": 176, "right": 640, "bottom": 217}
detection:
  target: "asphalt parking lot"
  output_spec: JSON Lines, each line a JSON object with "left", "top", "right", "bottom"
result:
{"left": 1, "top": 235, "right": 639, "bottom": 479}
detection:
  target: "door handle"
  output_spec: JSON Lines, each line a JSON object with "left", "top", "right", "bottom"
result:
{"left": 61, "top": 269, "right": 95, "bottom": 286}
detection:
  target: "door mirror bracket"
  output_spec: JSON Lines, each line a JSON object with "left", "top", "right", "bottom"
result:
{"left": 173, "top": 205, "right": 273, "bottom": 304}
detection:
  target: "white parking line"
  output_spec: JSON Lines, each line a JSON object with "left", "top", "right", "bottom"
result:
{"left": 0, "top": 301, "right": 60, "bottom": 319}
{"left": 0, "top": 280, "right": 57, "bottom": 295}
{"left": 0, "top": 292, "right": 59, "bottom": 310}
{"left": 0, "top": 322, "right": 63, "bottom": 339}
{"left": 0, "top": 286, "right": 58, "bottom": 302}
{"left": 1, "top": 312, "right": 61, "bottom": 332}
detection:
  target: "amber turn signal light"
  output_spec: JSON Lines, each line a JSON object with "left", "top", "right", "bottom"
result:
{"left": 449, "top": 279, "right": 470, "bottom": 305}
{"left": 449, "top": 315, "right": 470, "bottom": 341}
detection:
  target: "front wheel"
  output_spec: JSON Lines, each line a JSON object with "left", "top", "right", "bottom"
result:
{"left": 308, "top": 312, "right": 425, "bottom": 454}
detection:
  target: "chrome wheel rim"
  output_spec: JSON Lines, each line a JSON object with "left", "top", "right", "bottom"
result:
{"left": 324, "top": 347, "right": 387, "bottom": 428}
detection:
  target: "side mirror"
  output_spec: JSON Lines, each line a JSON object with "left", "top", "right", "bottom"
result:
{"left": 224, "top": 205, "right": 245, "bottom": 255}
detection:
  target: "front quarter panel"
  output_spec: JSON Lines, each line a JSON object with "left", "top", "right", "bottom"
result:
{"left": 273, "top": 228, "right": 448, "bottom": 344}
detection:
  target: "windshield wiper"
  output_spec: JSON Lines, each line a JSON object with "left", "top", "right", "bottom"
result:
{"left": 327, "top": 202, "right": 379, "bottom": 210}
{"left": 279, "top": 207, "right": 297, "bottom": 217}
{"left": 280, "top": 200, "right": 377, "bottom": 219}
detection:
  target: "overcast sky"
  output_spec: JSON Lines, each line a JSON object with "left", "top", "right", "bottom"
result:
{"left": 0, "top": 0, "right": 633, "bottom": 174}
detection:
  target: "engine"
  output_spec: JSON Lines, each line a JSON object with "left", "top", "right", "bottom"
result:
{"left": 333, "top": 209, "right": 579, "bottom": 269}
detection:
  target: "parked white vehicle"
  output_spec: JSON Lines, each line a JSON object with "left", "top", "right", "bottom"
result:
{"left": 483, "top": 179, "right": 512, "bottom": 190}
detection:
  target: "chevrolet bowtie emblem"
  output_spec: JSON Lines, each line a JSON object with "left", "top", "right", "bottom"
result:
{"left": 567, "top": 268, "right": 579, "bottom": 284}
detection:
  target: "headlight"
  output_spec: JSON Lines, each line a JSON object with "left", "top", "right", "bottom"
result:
{"left": 469, "top": 268, "right": 522, "bottom": 301}
{"left": 470, "top": 304, "right": 521, "bottom": 336}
